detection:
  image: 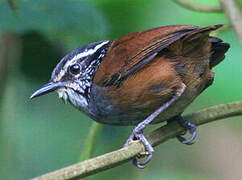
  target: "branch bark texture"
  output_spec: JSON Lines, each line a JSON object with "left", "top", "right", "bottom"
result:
{"left": 219, "top": 0, "right": 242, "bottom": 45}
{"left": 173, "top": 0, "right": 222, "bottom": 13}
{"left": 33, "top": 101, "right": 242, "bottom": 180}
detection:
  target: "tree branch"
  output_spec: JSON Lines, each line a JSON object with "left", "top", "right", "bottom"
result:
{"left": 173, "top": 0, "right": 222, "bottom": 13}
{"left": 33, "top": 101, "right": 242, "bottom": 180}
{"left": 219, "top": 0, "right": 242, "bottom": 45}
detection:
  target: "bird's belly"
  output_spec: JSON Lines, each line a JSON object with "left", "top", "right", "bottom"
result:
{"left": 86, "top": 85, "right": 199, "bottom": 126}
{"left": 87, "top": 95, "right": 149, "bottom": 126}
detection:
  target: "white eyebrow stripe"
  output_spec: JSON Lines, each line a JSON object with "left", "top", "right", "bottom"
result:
{"left": 64, "top": 40, "right": 110, "bottom": 70}
{"left": 53, "top": 40, "right": 109, "bottom": 82}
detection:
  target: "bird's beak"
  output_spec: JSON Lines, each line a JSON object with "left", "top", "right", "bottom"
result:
{"left": 30, "top": 82, "right": 65, "bottom": 99}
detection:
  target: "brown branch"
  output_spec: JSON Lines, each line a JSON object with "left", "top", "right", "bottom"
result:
{"left": 33, "top": 101, "right": 242, "bottom": 180}
{"left": 173, "top": 0, "right": 222, "bottom": 13}
{"left": 219, "top": 0, "right": 242, "bottom": 45}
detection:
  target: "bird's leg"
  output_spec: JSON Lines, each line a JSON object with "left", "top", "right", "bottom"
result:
{"left": 124, "top": 83, "right": 186, "bottom": 168}
{"left": 176, "top": 115, "right": 197, "bottom": 145}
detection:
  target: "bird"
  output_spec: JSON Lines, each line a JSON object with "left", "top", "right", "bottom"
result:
{"left": 30, "top": 24, "right": 230, "bottom": 168}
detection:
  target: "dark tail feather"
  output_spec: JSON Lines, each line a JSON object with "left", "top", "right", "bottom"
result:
{"left": 209, "top": 36, "right": 230, "bottom": 68}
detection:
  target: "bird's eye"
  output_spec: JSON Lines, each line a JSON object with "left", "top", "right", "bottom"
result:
{"left": 69, "top": 64, "right": 81, "bottom": 75}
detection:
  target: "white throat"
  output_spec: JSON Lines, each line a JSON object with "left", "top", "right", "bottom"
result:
{"left": 57, "top": 88, "right": 88, "bottom": 108}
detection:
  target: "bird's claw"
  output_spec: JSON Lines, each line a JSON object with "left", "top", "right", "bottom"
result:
{"left": 133, "top": 152, "right": 153, "bottom": 169}
{"left": 176, "top": 116, "right": 197, "bottom": 145}
{"left": 124, "top": 130, "right": 154, "bottom": 168}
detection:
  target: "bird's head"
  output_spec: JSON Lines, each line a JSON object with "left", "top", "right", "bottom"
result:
{"left": 30, "top": 40, "right": 110, "bottom": 109}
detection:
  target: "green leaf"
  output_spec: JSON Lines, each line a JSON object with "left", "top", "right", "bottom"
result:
{"left": 0, "top": 0, "right": 108, "bottom": 46}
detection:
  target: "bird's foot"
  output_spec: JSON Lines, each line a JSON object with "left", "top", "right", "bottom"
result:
{"left": 176, "top": 116, "right": 197, "bottom": 145}
{"left": 124, "top": 126, "right": 154, "bottom": 169}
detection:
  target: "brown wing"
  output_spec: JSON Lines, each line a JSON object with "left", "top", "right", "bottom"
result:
{"left": 92, "top": 25, "right": 226, "bottom": 119}
{"left": 93, "top": 25, "right": 200, "bottom": 86}
{"left": 94, "top": 25, "right": 224, "bottom": 88}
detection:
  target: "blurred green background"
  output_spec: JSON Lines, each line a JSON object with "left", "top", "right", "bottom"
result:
{"left": 0, "top": 0, "right": 242, "bottom": 179}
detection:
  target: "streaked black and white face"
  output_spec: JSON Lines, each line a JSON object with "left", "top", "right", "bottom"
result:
{"left": 30, "top": 40, "right": 110, "bottom": 110}
{"left": 51, "top": 40, "right": 110, "bottom": 83}
{"left": 52, "top": 40, "right": 110, "bottom": 108}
